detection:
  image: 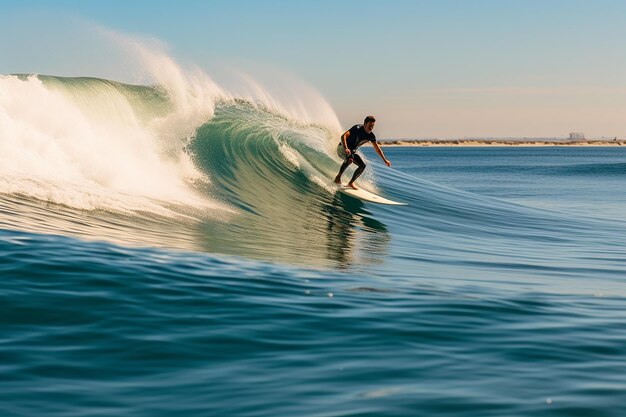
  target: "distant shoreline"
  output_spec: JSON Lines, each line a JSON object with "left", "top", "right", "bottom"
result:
{"left": 381, "top": 139, "right": 626, "bottom": 147}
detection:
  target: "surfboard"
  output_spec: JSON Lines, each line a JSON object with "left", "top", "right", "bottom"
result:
{"left": 337, "top": 185, "right": 406, "bottom": 205}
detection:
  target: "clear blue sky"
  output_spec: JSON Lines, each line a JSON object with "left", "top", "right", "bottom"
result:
{"left": 2, "top": 0, "right": 626, "bottom": 138}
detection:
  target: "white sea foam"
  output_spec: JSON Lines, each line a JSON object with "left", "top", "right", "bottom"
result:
{"left": 309, "top": 175, "right": 335, "bottom": 193}
{"left": 0, "top": 73, "right": 222, "bottom": 215}
{"left": 278, "top": 144, "right": 301, "bottom": 168}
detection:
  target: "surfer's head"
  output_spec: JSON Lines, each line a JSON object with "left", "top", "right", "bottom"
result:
{"left": 364, "top": 115, "right": 376, "bottom": 133}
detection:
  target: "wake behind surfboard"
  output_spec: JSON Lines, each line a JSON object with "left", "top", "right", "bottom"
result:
{"left": 337, "top": 185, "right": 406, "bottom": 206}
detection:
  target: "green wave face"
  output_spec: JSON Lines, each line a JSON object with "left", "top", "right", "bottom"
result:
{"left": 187, "top": 101, "right": 390, "bottom": 267}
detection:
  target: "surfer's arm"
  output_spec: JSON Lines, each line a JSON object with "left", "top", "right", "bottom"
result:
{"left": 341, "top": 130, "right": 351, "bottom": 154}
{"left": 372, "top": 142, "right": 391, "bottom": 167}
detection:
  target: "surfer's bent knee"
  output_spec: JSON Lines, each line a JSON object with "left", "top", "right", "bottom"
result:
{"left": 353, "top": 154, "right": 366, "bottom": 169}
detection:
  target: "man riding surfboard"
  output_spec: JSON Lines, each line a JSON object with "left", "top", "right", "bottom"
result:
{"left": 334, "top": 115, "right": 391, "bottom": 189}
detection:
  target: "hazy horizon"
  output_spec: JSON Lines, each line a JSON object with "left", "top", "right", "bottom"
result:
{"left": 380, "top": 135, "right": 624, "bottom": 141}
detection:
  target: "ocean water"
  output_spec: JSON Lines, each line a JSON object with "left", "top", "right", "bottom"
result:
{"left": 2, "top": 74, "right": 626, "bottom": 417}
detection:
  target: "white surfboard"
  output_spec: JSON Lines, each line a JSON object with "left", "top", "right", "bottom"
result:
{"left": 337, "top": 185, "right": 406, "bottom": 205}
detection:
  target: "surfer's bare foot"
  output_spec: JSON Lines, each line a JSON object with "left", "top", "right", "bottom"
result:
{"left": 347, "top": 183, "right": 358, "bottom": 190}
{"left": 334, "top": 176, "right": 342, "bottom": 184}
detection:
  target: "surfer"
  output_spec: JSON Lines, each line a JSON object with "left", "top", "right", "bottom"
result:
{"left": 334, "top": 116, "right": 391, "bottom": 189}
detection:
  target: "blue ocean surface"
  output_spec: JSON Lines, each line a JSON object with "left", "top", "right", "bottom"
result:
{"left": 1, "top": 75, "right": 626, "bottom": 417}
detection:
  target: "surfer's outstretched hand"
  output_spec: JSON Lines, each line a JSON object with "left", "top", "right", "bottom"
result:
{"left": 384, "top": 159, "right": 391, "bottom": 167}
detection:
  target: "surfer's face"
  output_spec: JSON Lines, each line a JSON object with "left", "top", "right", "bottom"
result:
{"left": 364, "top": 121, "right": 375, "bottom": 133}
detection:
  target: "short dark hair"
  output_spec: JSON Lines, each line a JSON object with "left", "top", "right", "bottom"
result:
{"left": 364, "top": 115, "right": 376, "bottom": 124}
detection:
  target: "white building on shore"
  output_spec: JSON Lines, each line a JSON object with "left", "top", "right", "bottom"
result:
{"left": 569, "top": 132, "right": 585, "bottom": 141}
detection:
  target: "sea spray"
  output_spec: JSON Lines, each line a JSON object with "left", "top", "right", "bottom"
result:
{"left": 0, "top": 74, "right": 219, "bottom": 214}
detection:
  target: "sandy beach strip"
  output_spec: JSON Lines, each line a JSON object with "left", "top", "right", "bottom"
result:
{"left": 382, "top": 139, "right": 626, "bottom": 147}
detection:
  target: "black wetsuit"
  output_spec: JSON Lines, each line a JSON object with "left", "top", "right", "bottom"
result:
{"left": 336, "top": 124, "right": 377, "bottom": 184}
{"left": 345, "top": 124, "right": 377, "bottom": 151}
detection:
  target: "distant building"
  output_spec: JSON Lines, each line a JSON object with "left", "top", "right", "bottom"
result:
{"left": 569, "top": 132, "right": 585, "bottom": 141}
